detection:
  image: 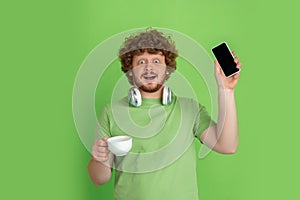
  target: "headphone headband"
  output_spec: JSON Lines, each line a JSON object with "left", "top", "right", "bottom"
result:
{"left": 128, "top": 86, "right": 173, "bottom": 107}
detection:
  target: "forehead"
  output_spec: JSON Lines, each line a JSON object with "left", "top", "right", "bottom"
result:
{"left": 133, "top": 51, "right": 164, "bottom": 59}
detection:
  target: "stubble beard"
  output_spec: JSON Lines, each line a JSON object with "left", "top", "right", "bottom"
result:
{"left": 139, "top": 83, "right": 163, "bottom": 93}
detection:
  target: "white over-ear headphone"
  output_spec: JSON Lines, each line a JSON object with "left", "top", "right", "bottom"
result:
{"left": 128, "top": 86, "right": 173, "bottom": 107}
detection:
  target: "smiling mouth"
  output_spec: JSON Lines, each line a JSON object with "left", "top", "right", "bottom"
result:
{"left": 142, "top": 74, "right": 157, "bottom": 80}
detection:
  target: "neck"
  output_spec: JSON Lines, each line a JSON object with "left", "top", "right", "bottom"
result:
{"left": 140, "top": 86, "right": 164, "bottom": 98}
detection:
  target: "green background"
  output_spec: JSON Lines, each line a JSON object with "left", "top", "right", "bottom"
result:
{"left": 1, "top": 0, "right": 299, "bottom": 199}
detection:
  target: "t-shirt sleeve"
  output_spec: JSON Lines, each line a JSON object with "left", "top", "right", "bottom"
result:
{"left": 97, "top": 105, "right": 112, "bottom": 137}
{"left": 193, "top": 104, "right": 216, "bottom": 143}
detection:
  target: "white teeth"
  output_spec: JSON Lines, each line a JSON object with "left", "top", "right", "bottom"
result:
{"left": 143, "top": 74, "right": 156, "bottom": 79}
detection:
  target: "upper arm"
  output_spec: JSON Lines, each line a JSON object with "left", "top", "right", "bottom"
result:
{"left": 200, "top": 125, "right": 235, "bottom": 154}
{"left": 97, "top": 106, "right": 112, "bottom": 137}
{"left": 200, "top": 125, "right": 218, "bottom": 150}
{"left": 193, "top": 104, "right": 216, "bottom": 141}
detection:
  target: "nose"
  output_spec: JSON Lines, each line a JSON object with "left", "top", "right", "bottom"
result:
{"left": 145, "top": 64, "right": 153, "bottom": 72}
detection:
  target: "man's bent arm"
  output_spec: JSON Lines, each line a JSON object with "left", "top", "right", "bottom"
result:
{"left": 200, "top": 88, "right": 238, "bottom": 154}
{"left": 87, "top": 154, "right": 113, "bottom": 186}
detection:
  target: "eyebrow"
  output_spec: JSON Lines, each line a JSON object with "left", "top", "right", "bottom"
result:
{"left": 137, "top": 54, "right": 164, "bottom": 59}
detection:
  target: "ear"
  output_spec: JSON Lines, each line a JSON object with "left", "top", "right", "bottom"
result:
{"left": 127, "top": 71, "right": 133, "bottom": 76}
{"left": 166, "top": 68, "right": 171, "bottom": 75}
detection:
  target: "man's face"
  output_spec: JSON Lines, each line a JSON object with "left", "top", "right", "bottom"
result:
{"left": 130, "top": 51, "right": 168, "bottom": 93}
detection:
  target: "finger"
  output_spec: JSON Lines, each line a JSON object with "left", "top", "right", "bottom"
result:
{"left": 92, "top": 149, "right": 109, "bottom": 158}
{"left": 214, "top": 60, "right": 221, "bottom": 73}
{"left": 96, "top": 139, "right": 108, "bottom": 147}
{"left": 214, "top": 60, "right": 220, "bottom": 67}
{"left": 214, "top": 60, "right": 226, "bottom": 77}
{"left": 233, "top": 72, "right": 240, "bottom": 79}
{"left": 102, "top": 136, "right": 109, "bottom": 141}
{"left": 93, "top": 140, "right": 101, "bottom": 149}
{"left": 234, "top": 57, "right": 239, "bottom": 63}
{"left": 94, "top": 135, "right": 109, "bottom": 144}
{"left": 236, "top": 62, "right": 242, "bottom": 69}
{"left": 93, "top": 155, "right": 108, "bottom": 162}
{"left": 232, "top": 51, "right": 236, "bottom": 56}
{"left": 97, "top": 147, "right": 109, "bottom": 153}
{"left": 96, "top": 152, "right": 109, "bottom": 158}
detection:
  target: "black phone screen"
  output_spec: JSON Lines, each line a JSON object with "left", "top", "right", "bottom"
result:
{"left": 212, "top": 42, "right": 239, "bottom": 77}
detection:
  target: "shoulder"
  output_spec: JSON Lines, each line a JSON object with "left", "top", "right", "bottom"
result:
{"left": 176, "top": 96, "right": 203, "bottom": 111}
{"left": 99, "top": 97, "right": 128, "bottom": 116}
{"left": 103, "top": 97, "right": 128, "bottom": 110}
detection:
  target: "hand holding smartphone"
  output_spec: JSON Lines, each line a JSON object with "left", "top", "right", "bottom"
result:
{"left": 212, "top": 42, "right": 240, "bottom": 77}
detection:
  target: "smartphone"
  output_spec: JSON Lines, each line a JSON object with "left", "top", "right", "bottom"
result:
{"left": 212, "top": 42, "right": 240, "bottom": 77}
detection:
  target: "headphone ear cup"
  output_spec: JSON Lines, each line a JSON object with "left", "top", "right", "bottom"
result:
{"left": 162, "top": 86, "right": 173, "bottom": 105}
{"left": 128, "top": 87, "right": 142, "bottom": 107}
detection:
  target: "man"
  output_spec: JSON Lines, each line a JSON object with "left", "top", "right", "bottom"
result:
{"left": 87, "top": 29, "right": 242, "bottom": 200}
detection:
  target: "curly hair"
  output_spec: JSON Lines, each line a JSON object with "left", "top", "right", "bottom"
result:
{"left": 118, "top": 29, "right": 178, "bottom": 74}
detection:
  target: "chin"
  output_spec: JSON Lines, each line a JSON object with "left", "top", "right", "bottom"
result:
{"left": 139, "top": 84, "right": 163, "bottom": 93}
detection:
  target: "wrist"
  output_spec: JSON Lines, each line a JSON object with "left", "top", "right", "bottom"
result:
{"left": 91, "top": 154, "right": 113, "bottom": 169}
{"left": 218, "top": 87, "right": 235, "bottom": 94}
{"left": 91, "top": 156, "right": 101, "bottom": 163}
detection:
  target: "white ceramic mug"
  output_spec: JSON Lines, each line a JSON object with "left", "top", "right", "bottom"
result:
{"left": 107, "top": 136, "right": 132, "bottom": 156}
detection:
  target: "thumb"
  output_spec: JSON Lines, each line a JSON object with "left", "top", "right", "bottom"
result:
{"left": 102, "top": 135, "right": 109, "bottom": 141}
{"left": 214, "top": 60, "right": 221, "bottom": 74}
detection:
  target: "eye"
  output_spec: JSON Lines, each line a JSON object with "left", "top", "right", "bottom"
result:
{"left": 153, "top": 59, "right": 160, "bottom": 64}
{"left": 138, "top": 59, "right": 146, "bottom": 65}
